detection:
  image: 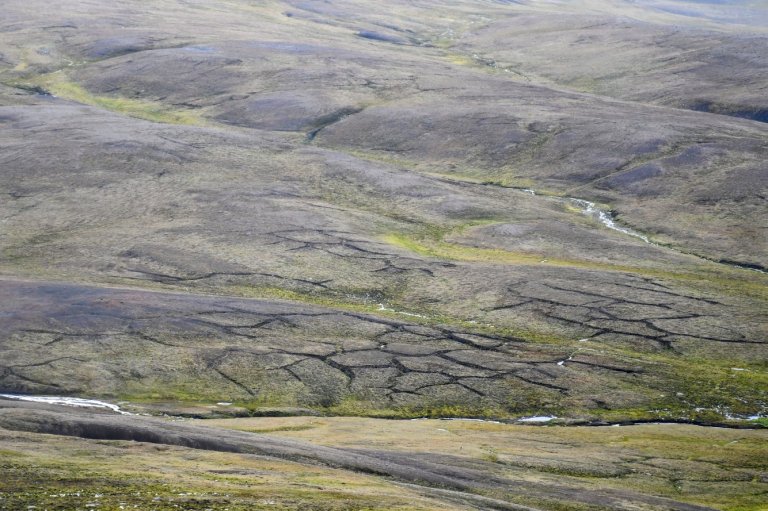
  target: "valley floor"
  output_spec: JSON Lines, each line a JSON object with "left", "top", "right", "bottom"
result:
{"left": 1, "top": 398, "right": 767, "bottom": 511}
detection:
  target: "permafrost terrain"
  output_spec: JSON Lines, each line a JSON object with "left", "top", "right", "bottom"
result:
{"left": 0, "top": 1, "right": 766, "bottom": 510}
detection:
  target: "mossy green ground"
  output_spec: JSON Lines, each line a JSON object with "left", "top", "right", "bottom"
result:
{"left": 7, "top": 72, "right": 204, "bottom": 125}
{"left": 2, "top": 416, "right": 767, "bottom": 511}
{"left": 205, "top": 417, "right": 768, "bottom": 511}
{"left": 0, "top": 428, "right": 458, "bottom": 511}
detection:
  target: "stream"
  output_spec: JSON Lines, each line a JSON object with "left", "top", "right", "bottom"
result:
{"left": 1, "top": 394, "right": 761, "bottom": 428}
{"left": 567, "top": 198, "right": 650, "bottom": 243}
{"left": 516, "top": 187, "right": 765, "bottom": 274}
{"left": 522, "top": 187, "right": 653, "bottom": 244}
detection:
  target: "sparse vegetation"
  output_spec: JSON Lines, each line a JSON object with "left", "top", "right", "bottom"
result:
{"left": 1, "top": 0, "right": 766, "bottom": 509}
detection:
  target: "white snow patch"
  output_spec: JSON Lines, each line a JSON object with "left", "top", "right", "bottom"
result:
{"left": 377, "top": 303, "right": 427, "bottom": 318}
{"left": 517, "top": 415, "right": 558, "bottom": 423}
{"left": 0, "top": 394, "right": 130, "bottom": 414}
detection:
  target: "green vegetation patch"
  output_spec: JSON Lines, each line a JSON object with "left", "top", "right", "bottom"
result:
{"left": 382, "top": 228, "right": 684, "bottom": 280}
{"left": 8, "top": 72, "right": 204, "bottom": 125}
